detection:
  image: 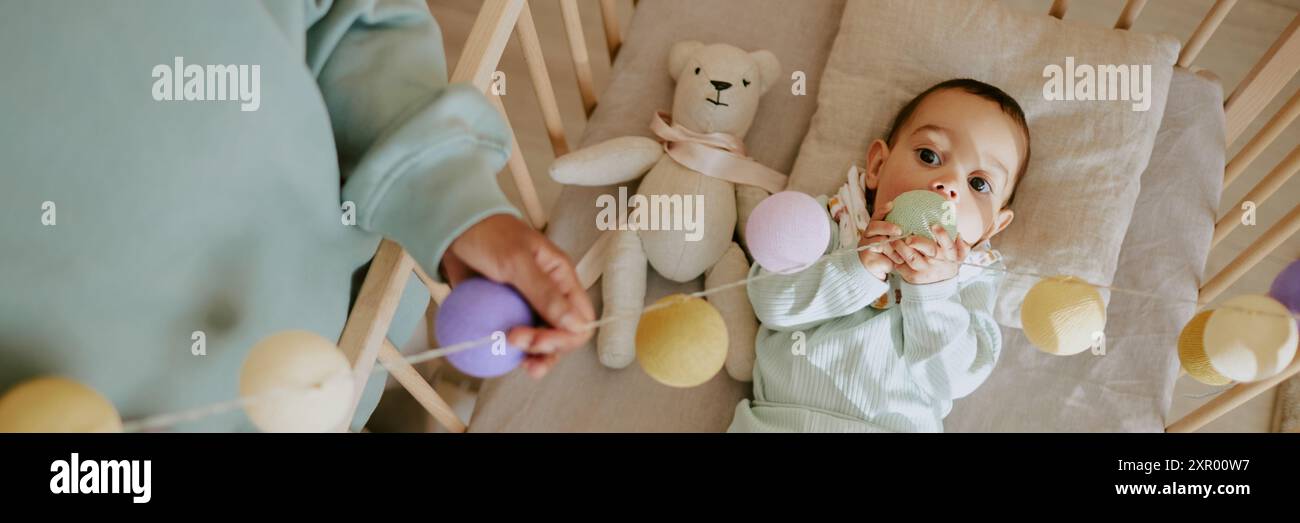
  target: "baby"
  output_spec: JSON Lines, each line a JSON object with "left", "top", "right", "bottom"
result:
{"left": 729, "top": 79, "right": 1030, "bottom": 432}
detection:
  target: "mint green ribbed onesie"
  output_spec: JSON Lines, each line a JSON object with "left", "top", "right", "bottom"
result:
{"left": 729, "top": 197, "right": 1005, "bottom": 432}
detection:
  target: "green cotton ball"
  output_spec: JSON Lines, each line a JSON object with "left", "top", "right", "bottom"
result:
{"left": 884, "top": 190, "right": 958, "bottom": 241}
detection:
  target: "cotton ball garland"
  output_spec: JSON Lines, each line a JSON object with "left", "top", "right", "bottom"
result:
{"left": 885, "top": 190, "right": 958, "bottom": 242}
{"left": 435, "top": 277, "right": 533, "bottom": 378}
{"left": 1269, "top": 259, "right": 1300, "bottom": 316}
{"left": 1020, "top": 275, "right": 1106, "bottom": 355}
{"left": 239, "top": 330, "right": 355, "bottom": 433}
{"left": 0, "top": 376, "right": 122, "bottom": 433}
{"left": 1202, "top": 294, "right": 1298, "bottom": 383}
{"left": 635, "top": 294, "right": 728, "bottom": 388}
{"left": 1177, "top": 310, "right": 1232, "bottom": 386}
{"left": 745, "top": 191, "right": 831, "bottom": 274}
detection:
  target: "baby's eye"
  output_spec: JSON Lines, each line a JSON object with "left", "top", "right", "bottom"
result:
{"left": 916, "top": 148, "right": 940, "bottom": 166}
{"left": 969, "top": 176, "right": 991, "bottom": 193}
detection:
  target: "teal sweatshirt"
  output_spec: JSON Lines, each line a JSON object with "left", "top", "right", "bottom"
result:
{"left": 0, "top": 0, "right": 521, "bottom": 431}
{"left": 729, "top": 197, "right": 1004, "bottom": 432}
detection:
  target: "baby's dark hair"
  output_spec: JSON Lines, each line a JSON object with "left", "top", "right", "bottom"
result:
{"left": 884, "top": 78, "right": 1031, "bottom": 207}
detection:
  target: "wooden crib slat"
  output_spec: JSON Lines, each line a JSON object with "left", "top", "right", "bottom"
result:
{"left": 336, "top": 239, "right": 414, "bottom": 431}
{"left": 1224, "top": 13, "right": 1300, "bottom": 146}
{"left": 1166, "top": 343, "right": 1300, "bottom": 432}
{"left": 1200, "top": 204, "right": 1300, "bottom": 305}
{"left": 1213, "top": 142, "right": 1300, "bottom": 247}
{"left": 559, "top": 0, "right": 599, "bottom": 118}
{"left": 1048, "top": 0, "right": 1069, "bottom": 19}
{"left": 1225, "top": 88, "right": 1300, "bottom": 189}
{"left": 488, "top": 93, "right": 549, "bottom": 230}
{"left": 1179, "top": 0, "right": 1237, "bottom": 68}
{"left": 412, "top": 261, "right": 451, "bottom": 304}
{"left": 450, "top": 0, "right": 525, "bottom": 91}
{"left": 378, "top": 340, "right": 467, "bottom": 433}
{"left": 598, "top": 0, "right": 624, "bottom": 62}
{"left": 1114, "top": 0, "right": 1147, "bottom": 30}
{"left": 516, "top": 2, "right": 570, "bottom": 158}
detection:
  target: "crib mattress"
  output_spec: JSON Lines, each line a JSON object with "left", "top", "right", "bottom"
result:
{"left": 468, "top": 1, "right": 1223, "bottom": 432}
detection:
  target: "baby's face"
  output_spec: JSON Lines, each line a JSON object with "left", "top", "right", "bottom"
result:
{"left": 865, "top": 89, "right": 1025, "bottom": 246}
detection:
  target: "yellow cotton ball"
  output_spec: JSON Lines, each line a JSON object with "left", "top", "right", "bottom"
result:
{"left": 1203, "top": 294, "right": 1299, "bottom": 383}
{"left": 1021, "top": 275, "right": 1106, "bottom": 356}
{"left": 635, "top": 294, "right": 728, "bottom": 388}
{"left": 0, "top": 376, "right": 122, "bottom": 433}
{"left": 1177, "top": 310, "right": 1232, "bottom": 386}
{"left": 239, "top": 330, "right": 355, "bottom": 433}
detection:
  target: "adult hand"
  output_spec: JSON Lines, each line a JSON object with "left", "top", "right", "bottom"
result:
{"left": 440, "top": 214, "right": 596, "bottom": 378}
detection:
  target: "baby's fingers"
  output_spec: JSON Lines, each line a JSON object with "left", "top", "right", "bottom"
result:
{"left": 904, "top": 236, "right": 939, "bottom": 258}
{"left": 865, "top": 236, "right": 903, "bottom": 264}
{"left": 892, "top": 240, "right": 929, "bottom": 272}
{"left": 864, "top": 220, "right": 902, "bottom": 239}
{"left": 871, "top": 200, "right": 894, "bottom": 221}
{"left": 932, "top": 226, "right": 958, "bottom": 261}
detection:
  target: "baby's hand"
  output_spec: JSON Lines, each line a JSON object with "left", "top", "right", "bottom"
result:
{"left": 858, "top": 200, "right": 901, "bottom": 281}
{"left": 890, "top": 225, "right": 969, "bottom": 285}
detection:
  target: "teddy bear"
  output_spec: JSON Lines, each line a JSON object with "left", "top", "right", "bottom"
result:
{"left": 549, "top": 41, "right": 783, "bottom": 382}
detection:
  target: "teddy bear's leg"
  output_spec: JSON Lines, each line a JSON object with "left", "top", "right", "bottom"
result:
{"left": 598, "top": 229, "right": 647, "bottom": 369}
{"left": 734, "top": 184, "right": 769, "bottom": 250}
{"left": 705, "top": 241, "right": 758, "bottom": 382}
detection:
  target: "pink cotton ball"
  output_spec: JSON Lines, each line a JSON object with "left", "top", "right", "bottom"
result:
{"left": 745, "top": 191, "right": 831, "bottom": 274}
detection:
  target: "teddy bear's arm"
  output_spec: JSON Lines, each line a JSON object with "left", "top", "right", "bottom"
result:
{"left": 734, "top": 184, "right": 769, "bottom": 249}
{"left": 548, "top": 136, "right": 663, "bottom": 186}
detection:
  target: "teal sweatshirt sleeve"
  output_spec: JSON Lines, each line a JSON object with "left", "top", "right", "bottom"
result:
{"left": 898, "top": 263, "right": 1005, "bottom": 404}
{"left": 304, "top": 0, "right": 521, "bottom": 282}
{"left": 746, "top": 196, "right": 890, "bottom": 332}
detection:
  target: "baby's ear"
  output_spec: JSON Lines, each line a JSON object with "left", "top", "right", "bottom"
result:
{"left": 864, "top": 139, "right": 889, "bottom": 189}
{"left": 669, "top": 41, "right": 705, "bottom": 81}
{"left": 749, "top": 49, "right": 781, "bottom": 94}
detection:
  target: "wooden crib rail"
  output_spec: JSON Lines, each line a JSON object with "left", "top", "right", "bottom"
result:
{"left": 1225, "top": 14, "right": 1300, "bottom": 147}
{"left": 335, "top": 238, "right": 462, "bottom": 433}
{"left": 1198, "top": 11, "right": 1300, "bottom": 308}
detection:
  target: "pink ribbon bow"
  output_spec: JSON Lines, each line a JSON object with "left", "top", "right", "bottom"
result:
{"left": 649, "top": 111, "right": 788, "bottom": 194}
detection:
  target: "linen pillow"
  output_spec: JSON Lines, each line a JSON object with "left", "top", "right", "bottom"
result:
{"left": 790, "top": 0, "right": 1180, "bottom": 328}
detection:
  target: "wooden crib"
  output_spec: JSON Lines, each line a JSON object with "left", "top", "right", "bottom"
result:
{"left": 337, "top": 0, "right": 1300, "bottom": 433}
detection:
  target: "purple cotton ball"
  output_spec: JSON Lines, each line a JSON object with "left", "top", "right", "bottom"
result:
{"left": 745, "top": 191, "right": 831, "bottom": 274}
{"left": 435, "top": 278, "right": 533, "bottom": 378}
{"left": 1270, "top": 259, "right": 1300, "bottom": 316}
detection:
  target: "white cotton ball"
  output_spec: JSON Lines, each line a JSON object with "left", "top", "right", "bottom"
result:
{"left": 239, "top": 330, "right": 355, "bottom": 432}
{"left": 1203, "top": 294, "right": 1299, "bottom": 383}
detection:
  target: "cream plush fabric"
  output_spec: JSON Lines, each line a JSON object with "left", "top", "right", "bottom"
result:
{"left": 791, "top": 0, "right": 1180, "bottom": 328}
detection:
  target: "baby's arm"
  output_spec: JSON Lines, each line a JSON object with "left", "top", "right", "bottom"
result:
{"left": 747, "top": 197, "right": 890, "bottom": 331}
{"left": 897, "top": 263, "right": 1004, "bottom": 402}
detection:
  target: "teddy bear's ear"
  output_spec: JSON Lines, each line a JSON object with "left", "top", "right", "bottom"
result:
{"left": 669, "top": 40, "right": 705, "bottom": 81}
{"left": 749, "top": 49, "right": 781, "bottom": 95}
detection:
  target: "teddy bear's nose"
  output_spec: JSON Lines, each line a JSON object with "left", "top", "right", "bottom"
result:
{"left": 710, "top": 80, "right": 732, "bottom": 91}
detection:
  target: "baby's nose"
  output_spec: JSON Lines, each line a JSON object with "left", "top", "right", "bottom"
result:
{"left": 931, "top": 181, "right": 959, "bottom": 201}
{"left": 710, "top": 80, "right": 733, "bottom": 91}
